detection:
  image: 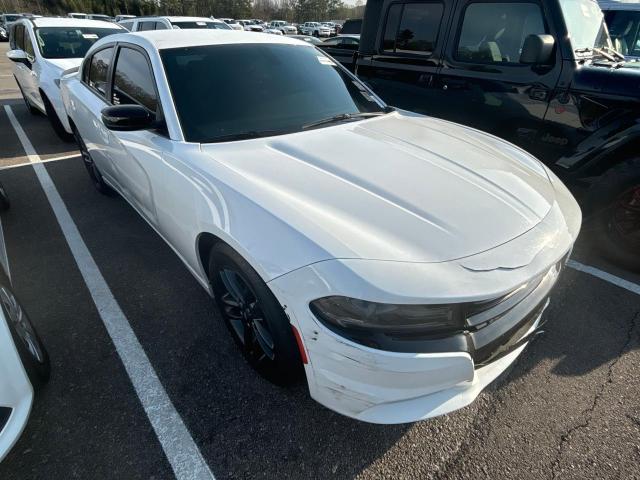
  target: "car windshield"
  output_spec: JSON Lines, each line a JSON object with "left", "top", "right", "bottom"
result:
{"left": 34, "top": 27, "right": 122, "bottom": 59}
{"left": 559, "top": 0, "right": 612, "bottom": 52}
{"left": 5, "top": 15, "right": 22, "bottom": 22}
{"left": 171, "top": 21, "right": 223, "bottom": 29}
{"left": 161, "top": 43, "right": 385, "bottom": 143}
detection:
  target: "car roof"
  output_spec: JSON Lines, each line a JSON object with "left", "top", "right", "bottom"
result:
{"left": 27, "top": 17, "right": 122, "bottom": 28}
{"left": 99, "top": 29, "right": 313, "bottom": 51}
{"left": 137, "top": 16, "right": 216, "bottom": 22}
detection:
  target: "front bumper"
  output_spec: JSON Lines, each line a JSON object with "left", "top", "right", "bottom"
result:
{"left": 268, "top": 188, "right": 580, "bottom": 423}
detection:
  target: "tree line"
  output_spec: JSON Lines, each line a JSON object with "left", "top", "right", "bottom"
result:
{"left": 0, "top": 0, "right": 366, "bottom": 22}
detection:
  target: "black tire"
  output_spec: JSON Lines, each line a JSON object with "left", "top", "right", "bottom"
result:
{"left": 1, "top": 284, "right": 50, "bottom": 389}
{"left": 14, "top": 76, "right": 39, "bottom": 115}
{"left": 42, "top": 93, "right": 74, "bottom": 142}
{"left": 71, "top": 124, "right": 114, "bottom": 196}
{"left": 208, "top": 243, "right": 303, "bottom": 385}
{"left": 0, "top": 181, "right": 10, "bottom": 211}
{"left": 587, "top": 158, "right": 640, "bottom": 271}
{"left": 313, "top": 30, "right": 319, "bottom": 37}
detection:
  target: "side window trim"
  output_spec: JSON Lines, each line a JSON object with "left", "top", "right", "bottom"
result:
{"left": 110, "top": 42, "right": 164, "bottom": 118}
{"left": 82, "top": 44, "right": 116, "bottom": 101}
{"left": 450, "top": 0, "right": 550, "bottom": 67}
{"left": 378, "top": 0, "right": 446, "bottom": 58}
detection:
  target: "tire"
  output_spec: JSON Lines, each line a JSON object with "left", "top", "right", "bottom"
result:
{"left": 313, "top": 30, "right": 319, "bottom": 37}
{"left": 71, "top": 124, "right": 114, "bottom": 196}
{"left": 1, "top": 284, "right": 50, "bottom": 389}
{"left": 0, "top": 181, "right": 10, "bottom": 211}
{"left": 42, "top": 93, "right": 74, "bottom": 142}
{"left": 208, "top": 243, "right": 303, "bottom": 385}
{"left": 586, "top": 158, "right": 640, "bottom": 271}
{"left": 14, "top": 76, "right": 39, "bottom": 115}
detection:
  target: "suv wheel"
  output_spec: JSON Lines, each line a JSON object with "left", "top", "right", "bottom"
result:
{"left": 587, "top": 158, "right": 640, "bottom": 271}
{"left": 42, "top": 93, "right": 73, "bottom": 142}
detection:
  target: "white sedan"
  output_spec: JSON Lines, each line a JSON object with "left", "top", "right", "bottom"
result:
{"left": 6, "top": 17, "right": 124, "bottom": 140}
{"left": 61, "top": 30, "right": 581, "bottom": 424}
{"left": 0, "top": 269, "right": 50, "bottom": 461}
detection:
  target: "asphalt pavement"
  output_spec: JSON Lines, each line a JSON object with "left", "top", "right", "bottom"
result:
{"left": 0, "top": 42, "right": 638, "bottom": 480}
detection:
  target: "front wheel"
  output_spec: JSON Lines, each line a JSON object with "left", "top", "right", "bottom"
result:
{"left": 587, "top": 158, "right": 640, "bottom": 271}
{"left": 42, "top": 94, "right": 73, "bottom": 142}
{"left": 208, "top": 243, "right": 303, "bottom": 385}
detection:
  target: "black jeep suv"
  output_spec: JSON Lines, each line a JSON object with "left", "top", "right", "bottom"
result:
{"left": 356, "top": 0, "right": 640, "bottom": 270}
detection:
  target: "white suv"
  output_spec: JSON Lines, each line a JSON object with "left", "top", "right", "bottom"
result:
{"left": 118, "top": 16, "right": 232, "bottom": 32}
{"left": 6, "top": 17, "right": 123, "bottom": 139}
{"left": 300, "top": 22, "right": 331, "bottom": 37}
{"left": 269, "top": 20, "right": 297, "bottom": 34}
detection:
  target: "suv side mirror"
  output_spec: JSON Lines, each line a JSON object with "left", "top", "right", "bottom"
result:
{"left": 101, "top": 105, "right": 155, "bottom": 131}
{"left": 7, "top": 49, "right": 30, "bottom": 66}
{"left": 520, "top": 34, "right": 555, "bottom": 65}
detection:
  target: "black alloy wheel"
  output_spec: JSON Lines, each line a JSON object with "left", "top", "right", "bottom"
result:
{"left": 72, "top": 125, "right": 113, "bottom": 195}
{"left": 208, "top": 243, "right": 303, "bottom": 385}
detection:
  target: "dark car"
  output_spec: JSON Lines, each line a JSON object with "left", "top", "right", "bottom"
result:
{"left": 340, "top": 18, "right": 362, "bottom": 35}
{"left": 317, "top": 35, "right": 360, "bottom": 70}
{"left": 355, "top": 0, "right": 640, "bottom": 270}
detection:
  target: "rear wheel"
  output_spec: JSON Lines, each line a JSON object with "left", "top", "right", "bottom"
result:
{"left": 72, "top": 125, "right": 114, "bottom": 196}
{"left": 1, "top": 284, "right": 50, "bottom": 388}
{"left": 587, "top": 158, "right": 640, "bottom": 271}
{"left": 42, "top": 93, "right": 73, "bottom": 142}
{"left": 208, "top": 243, "right": 303, "bottom": 385}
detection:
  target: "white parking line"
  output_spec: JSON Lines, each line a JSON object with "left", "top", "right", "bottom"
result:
{"left": 568, "top": 259, "right": 640, "bottom": 296}
{"left": 0, "top": 153, "right": 80, "bottom": 171}
{"left": 4, "top": 105, "right": 216, "bottom": 480}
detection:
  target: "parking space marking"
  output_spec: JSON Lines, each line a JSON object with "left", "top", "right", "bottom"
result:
{"left": 568, "top": 259, "right": 640, "bottom": 296}
{"left": 4, "top": 105, "right": 216, "bottom": 480}
{"left": 0, "top": 153, "right": 80, "bottom": 171}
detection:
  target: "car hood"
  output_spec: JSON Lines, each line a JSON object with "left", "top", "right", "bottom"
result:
{"left": 45, "top": 57, "right": 83, "bottom": 72}
{"left": 201, "top": 111, "right": 555, "bottom": 263}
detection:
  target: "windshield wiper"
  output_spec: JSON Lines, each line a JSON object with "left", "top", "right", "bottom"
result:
{"left": 204, "top": 130, "right": 289, "bottom": 143}
{"left": 302, "top": 112, "right": 386, "bottom": 130}
{"left": 600, "top": 45, "right": 626, "bottom": 61}
{"left": 575, "top": 47, "right": 617, "bottom": 62}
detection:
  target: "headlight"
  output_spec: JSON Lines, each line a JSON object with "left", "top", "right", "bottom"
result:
{"left": 310, "top": 296, "right": 462, "bottom": 335}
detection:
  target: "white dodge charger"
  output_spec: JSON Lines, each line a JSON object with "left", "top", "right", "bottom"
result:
{"left": 61, "top": 30, "right": 581, "bottom": 424}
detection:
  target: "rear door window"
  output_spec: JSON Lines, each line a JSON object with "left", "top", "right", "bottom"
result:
{"left": 382, "top": 2, "right": 445, "bottom": 56}
{"left": 456, "top": 2, "right": 547, "bottom": 64}
{"left": 86, "top": 47, "right": 114, "bottom": 96}
{"left": 138, "top": 21, "right": 156, "bottom": 31}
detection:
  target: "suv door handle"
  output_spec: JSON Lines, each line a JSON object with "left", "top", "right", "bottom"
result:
{"left": 529, "top": 87, "right": 549, "bottom": 101}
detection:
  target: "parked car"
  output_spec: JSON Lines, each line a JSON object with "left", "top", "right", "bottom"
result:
{"left": 339, "top": 18, "right": 361, "bottom": 36}
{"left": 0, "top": 258, "right": 50, "bottom": 461}
{"left": 300, "top": 22, "right": 331, "bottom": 37}
{"left": 61, "top": 30, "right": 580, "bottom": 423}
{"left": 220, "top": 18, "right": 243, "bottom": 30}
{"left": 239, "top": 20, "right": 264, "bottom": 32}
{"left": 7, "top": 17, "right": 124, "bottom": 140}
{"left": 119, "top": 16, "right": 232, "bottom": 32}
{"left": 317, "top": 35, "right": 359, "bottom": 70}
{"left": 1, "top": 14, "right": 23, "bottom": 28}
{"left": 269, "top": 20, "right": 297, "bottom": 34}
{"left": 87, "top": 14, "right": 113, "bottom": 22}
{"left": 357, "top": 0, "right": 640, "bottom": 270}
{"left": 322, "top": 22, "right": 338, "bottom": 35}
{"left": 600, "top": 0, "right": 640, "bottom": 60}
{"left": 67, "top": 13, "right": 88, "bottom": 19}
{"left": 114, "top": 14, "right": 136, "bottom": 23}
{"left": 289, "top": 34, "right": 323, "bottom": 45}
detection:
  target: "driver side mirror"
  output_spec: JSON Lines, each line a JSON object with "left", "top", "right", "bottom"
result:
{"left": 520, "top": 34, "right": 555, "bottom": 65}
{"left": 7, "top": 49, "right": 31, "bottom": 66}
{"left": 101, "top": 104, "right": 157, "bottom": 132}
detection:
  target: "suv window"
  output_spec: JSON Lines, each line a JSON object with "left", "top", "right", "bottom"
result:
{"left": 605, "top": 10, "right": 640, "bottom": 57}
{"left": 382, "top": 2, "right": 444, "bottom": 56}
{"left": 456, "top": 2, "right": 546, "bottom": 64}
{"left": 112, "top": 47, "right": 158, "bottom": 112}
{"left": 138, "top": 21, "right": 156, "bottom": 31}
{"left": 23, "top": 30, "right": 34, "bottom": 58}
{"left": 120, "top": 21, "right": 134, "bottom": 31}
{"left": 87, "top": 47, "right": 113, "bottom": 95}
{"left": 154, "top": 21, "right": 169, "bottom": 30}
{"left": 12, "top": 23, "right": 24, "bottom": 50}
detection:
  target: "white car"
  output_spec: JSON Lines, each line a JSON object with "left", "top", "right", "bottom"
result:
{"left": 6, "top": 17, "right": 123, "bottom": 139}
{"left": 0, "top": 268, "right": 50, "bottom": 461}
{"left": 61, "top": 30, "right": 581, "bottom": 424}
{"left": 219, "top": 18, "right": 244, "bottom": 31}
{"left": 269, "top": 20, "right": 297, "bottom": 34}
{"left": 119, "top": 16, "right": 232, "bottom": 32}
{"left": 300, "top": 21, "right": 331, "bottom": 37}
